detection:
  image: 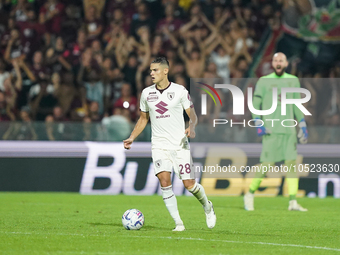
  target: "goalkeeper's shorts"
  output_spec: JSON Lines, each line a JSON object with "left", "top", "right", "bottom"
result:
{"left": 260, "top": 133, "right": 297, "bottom": 163}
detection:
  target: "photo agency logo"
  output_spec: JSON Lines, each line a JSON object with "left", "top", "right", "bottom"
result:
{"left": 196, "top": 82, "right": 223, "bottom": 114}
{"left": 196, "top": 82, "right": 312, "bottom": 128}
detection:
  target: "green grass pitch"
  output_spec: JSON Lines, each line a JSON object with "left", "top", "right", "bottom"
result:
{"left": 0, "top": 193, "right": 339, "bottom": 255}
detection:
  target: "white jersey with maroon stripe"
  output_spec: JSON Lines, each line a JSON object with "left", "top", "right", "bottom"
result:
{"left": 140, "top": 82, "right": 193, "bottom": 150}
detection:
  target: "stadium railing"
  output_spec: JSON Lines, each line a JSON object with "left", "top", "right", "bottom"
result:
{"left": 0, "top": 122, "right": 338, "bottom": 143}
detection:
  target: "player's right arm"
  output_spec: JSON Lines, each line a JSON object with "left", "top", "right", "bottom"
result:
{"left": 293, "top": 77, "right": 308, "bottom": 143}
{"left": 292, "top": 77, "right": 305, "bottom": 122}
{"left": 123, "top": 111, "right": 150, "bottom": 149}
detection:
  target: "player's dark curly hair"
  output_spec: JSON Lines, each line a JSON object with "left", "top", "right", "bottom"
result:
{"left": 151, "top": 57, "right": 169, "bottom": 68}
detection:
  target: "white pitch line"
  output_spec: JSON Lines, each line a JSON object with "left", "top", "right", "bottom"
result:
{"left": 1, "top": 232, "right": 340, "bottom": 252}
{"left": 130, "top": 236, "right": 340, "bottom": 252}
{"left": 2, "top": 232, "right": 86, "bottom": 236}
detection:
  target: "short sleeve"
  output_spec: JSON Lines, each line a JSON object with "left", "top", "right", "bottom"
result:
{"left": 180, "top": 87, "right": 193, "bottom": 110}
{"left": 140, "top": 90, "right": 149, "bottom": 112}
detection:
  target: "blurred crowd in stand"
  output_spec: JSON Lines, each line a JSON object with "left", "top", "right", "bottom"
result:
{"left": 0, "top": 0, "right": 339, "bottom": 141}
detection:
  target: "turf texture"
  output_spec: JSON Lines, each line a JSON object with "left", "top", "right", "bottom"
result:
{"left": 0, "top": 193, "right": 339, "bottom": 255}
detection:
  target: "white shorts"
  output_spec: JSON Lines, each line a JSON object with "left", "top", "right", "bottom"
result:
{"left": 152, "top": 149, "right": 195, "bottom": 180}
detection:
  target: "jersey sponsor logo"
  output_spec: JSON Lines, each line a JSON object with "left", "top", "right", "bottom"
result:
{"left": 149, "top": 92, "right": 156, "bottom": 94}
{"left": 156, "top": 114, "right": 170, "bottom": 119}
{"left": 167, "top": 92, "right": 175, "bottom": 100}
{"left": 147, "top": 95, "right": 159, "bottom": 102}
{"left": 155, "top": 101, "right": 168, "bottom": 115}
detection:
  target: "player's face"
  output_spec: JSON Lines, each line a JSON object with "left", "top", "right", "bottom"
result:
{"left": 150, "top": 63, "right": 168, "bottom": 84}
{"left": 272, "top": 54, "right": 288, "bottom": 76}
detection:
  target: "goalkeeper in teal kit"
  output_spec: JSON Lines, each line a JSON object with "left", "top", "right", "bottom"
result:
{"left": 244, "top": 52, "right": 308, "bottom": 211}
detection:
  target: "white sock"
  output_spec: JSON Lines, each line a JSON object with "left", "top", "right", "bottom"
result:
{"left": 161, "top": 185, "right": 183, "bottom": 226}
{"left": 188, "top": 183, "right": 211, "bottom": 213}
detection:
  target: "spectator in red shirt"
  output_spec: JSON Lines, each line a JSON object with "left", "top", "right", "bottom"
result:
{"left": 45, "top": 36, "right": 72, "bottom": 73}
{"left": 39, "top": 0, "right": 65, "bottom": 35}
{"left": 66, "top": 29, "right": 88, "bottom": 67}
{"left": 113, "top": 82, "right": 137, "bottom": 121}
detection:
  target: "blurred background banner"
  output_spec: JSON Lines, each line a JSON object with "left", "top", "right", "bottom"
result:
{"left": 0, "top": 141, "right": 339, "bottom": 198}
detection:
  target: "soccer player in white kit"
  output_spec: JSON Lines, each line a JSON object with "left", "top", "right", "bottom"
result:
{"left": 123, "top": 57, "right": 216, "bottom": 231}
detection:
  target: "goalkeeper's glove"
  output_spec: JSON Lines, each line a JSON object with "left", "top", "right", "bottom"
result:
{"left": 255, "top": 118, "right": 271, "bottom": 137}
{"left": 298, "top": 118, "right": 308, "bottom": 144}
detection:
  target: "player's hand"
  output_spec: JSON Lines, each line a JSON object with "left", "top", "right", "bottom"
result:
{"left": 123, "top": 137, "right": 134, "bottom": 150}
{"left": 298, "top": 119, "right": 308, "bottom": 144}
{"left": 255, "top": 118, "right": 271, "bottom": 136}
{"left": 185, "top": 127, "right": 196, "bottom": 138}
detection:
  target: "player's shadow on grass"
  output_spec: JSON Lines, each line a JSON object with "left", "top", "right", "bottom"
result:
{"left": 88, "top": 222, "right": 121, "bottom": 227}
{"left": 88, "top": 223, "right": 168, "bottom": 230}
{"left": 197, "top": 229, "right": 283, "bottom": 237}
{"left": 141, "top": 225, "right": 169, "bottom": 230}
{"left": 218, "top": 205, "right": 245, "bottom": 210}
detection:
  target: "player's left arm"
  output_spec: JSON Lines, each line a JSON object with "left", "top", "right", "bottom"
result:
{"left": 181, "top": 88, "right": 196, "bottom": 138}
{"left": 293, "top": 78, "right": 308, "bottom": 143}
{"left": 185, "top": 107, "right": 197, "bottom": 138}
